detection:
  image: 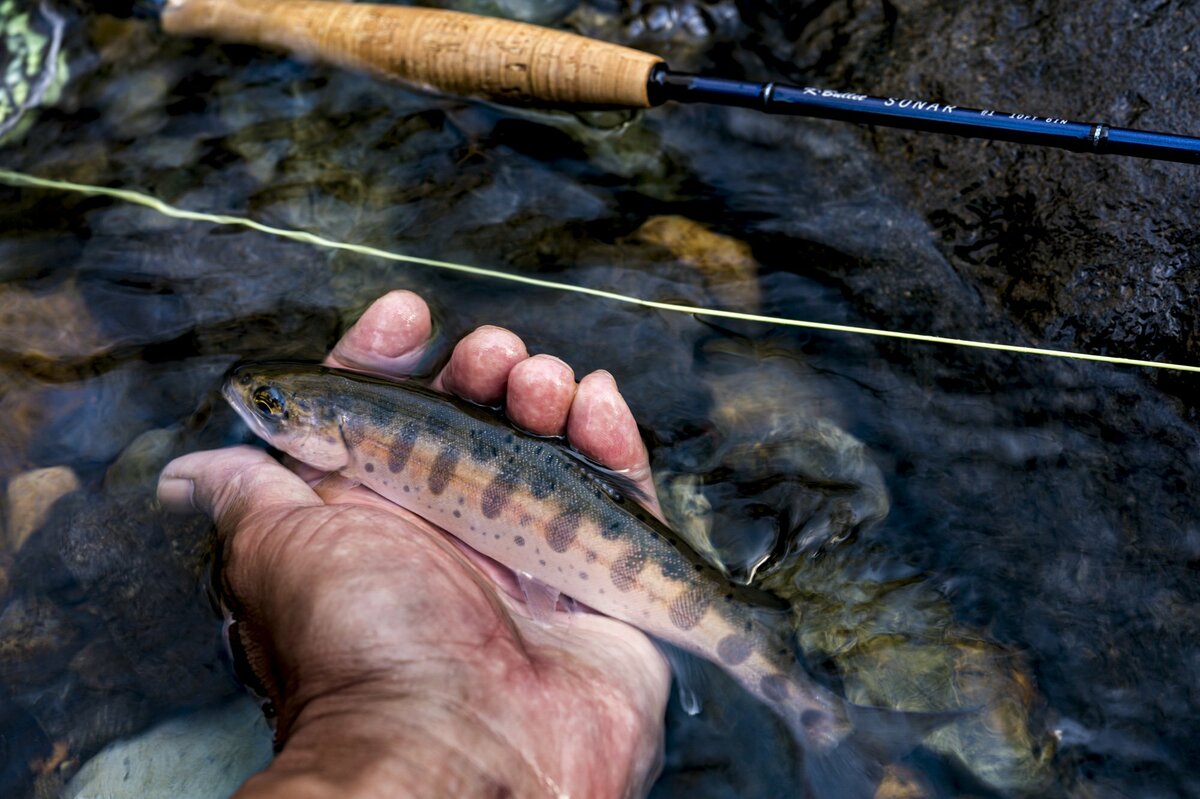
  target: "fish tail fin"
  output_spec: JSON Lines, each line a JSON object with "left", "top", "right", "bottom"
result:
{"left": 788, "top": 698, "right": 974, "bottom": 799}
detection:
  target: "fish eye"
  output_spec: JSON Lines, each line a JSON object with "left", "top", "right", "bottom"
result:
{"left": 252, "top": 386, "right": 288, "bottom": 419}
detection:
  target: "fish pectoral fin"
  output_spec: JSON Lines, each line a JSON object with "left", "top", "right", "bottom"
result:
{"left": 515, "top": 571, "right": 563, "bottom": 624}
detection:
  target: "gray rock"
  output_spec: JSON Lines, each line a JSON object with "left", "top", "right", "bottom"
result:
{"left": 62, "top": 694, "right": 273, "bottom": 799}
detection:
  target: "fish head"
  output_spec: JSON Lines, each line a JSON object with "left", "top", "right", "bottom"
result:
{"left": 223, "top": 362, "right": 352, "bottom": 472}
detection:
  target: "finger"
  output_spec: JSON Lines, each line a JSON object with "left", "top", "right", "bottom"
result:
{"left": 432, "top": 325, "right": 528, "bottom": 405}
{"left": 566, "top": 371, "right": 663, "bottom": 518}
{"left": 327, "top": 290, "right": 433, "bottom": 375}
{"left": 158, "top": 446, "right": 321, "bottom": 529}
{"left": 506, "top": 354, "right": 577, "bottom": 437}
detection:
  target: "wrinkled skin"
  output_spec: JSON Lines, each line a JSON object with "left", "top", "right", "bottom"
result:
{"left": 157, "top": 290, "right": 671, "bottom": 799}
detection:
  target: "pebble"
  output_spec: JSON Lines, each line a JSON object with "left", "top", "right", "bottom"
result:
{"left": 5, "top": 465, "right": 81, "bottom": 552}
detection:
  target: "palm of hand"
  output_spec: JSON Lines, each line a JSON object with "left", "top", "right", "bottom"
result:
{"left": 161, "top": 291, "right": 670, "bottom": 798}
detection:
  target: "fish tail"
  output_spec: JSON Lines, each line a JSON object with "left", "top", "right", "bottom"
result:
{"left": 786, "top": 690, "right": 973, "bottom": 798}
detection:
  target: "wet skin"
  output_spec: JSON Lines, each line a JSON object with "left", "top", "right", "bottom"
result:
{"left": 158, "top": 290, "right": 671, "bottom": 799}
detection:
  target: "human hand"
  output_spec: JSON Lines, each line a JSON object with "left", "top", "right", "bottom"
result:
{"left": 158, "top": 291, "right": 671, "bottom": 799}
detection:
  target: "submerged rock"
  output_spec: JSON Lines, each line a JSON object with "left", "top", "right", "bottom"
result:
{"left": 632, "top": 215, "right": 761, "bottom": 310}
{"left": 0, "top": 281, "right": 106, "bottom": 361}
{"left": 4, "top": 465, "right": 81, "bottom": 552}
{"left": 62, "top": 694, "right": 273, "bottom": 799}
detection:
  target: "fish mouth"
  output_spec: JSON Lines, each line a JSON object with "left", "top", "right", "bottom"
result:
{"left": 222, "top": 380, "right": 275, "bottom": 444}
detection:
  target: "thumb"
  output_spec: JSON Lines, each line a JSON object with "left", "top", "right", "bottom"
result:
{"left": 158, "top": 445, "right": 321, "bottom": 529}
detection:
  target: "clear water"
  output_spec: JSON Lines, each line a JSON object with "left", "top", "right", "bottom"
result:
{"left": 1, "top": 4, "right": 1198, "bottom": 798}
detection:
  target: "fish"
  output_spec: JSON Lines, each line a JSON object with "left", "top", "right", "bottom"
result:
{"left": 223, "top": 361, "right": 956, "bottom": 789}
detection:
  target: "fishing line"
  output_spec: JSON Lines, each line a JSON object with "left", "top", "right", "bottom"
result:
{"left": 2, "top": 167, "right": 1197, "bottom": 374}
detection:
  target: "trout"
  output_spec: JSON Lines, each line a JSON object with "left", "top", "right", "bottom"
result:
{"left": 223, "top": 362, "right": 949, "bottom": 782}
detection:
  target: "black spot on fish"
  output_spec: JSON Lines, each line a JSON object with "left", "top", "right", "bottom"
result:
{"left": 388, "top": 425, "right": 418, "bottom": 473}
{"left": 546, "top": 512, "right": 579, "bottom": 553}
{"left": 668, "top": 588, "right": 709, "bottom": 630}
{"left": 579, "top": 572, "right": 588, "bottom": 580}
{"left": 723, "top": 594, "right": 733, "bottom": 602}
{"left": 514, "top": 536, "right": 525, "bottom": 547}
{"left": 539, "top": 559, "right": 546, "bottom": 566}
{"left": 428, "top": 447, "right": 459, "bottom": 495}
{"left": 403, "top": 485, "right": 410, "bottom": 493}
{"left": 717, "top": 635, "right": 752, "bottom": 665}
{"left": 364, "top": 462, "right": 375, "bottom": 473}
{"left": 453, "top": 510, "right": 461, "bottom": 518}
{"left": 494, "top": 534, "right": 501, "bottom": 539}
{"left": 611, "top": 553, "right": 645, "bottom": 592}
{"left": 602, "top": 520, "right": 621, "bottom": 539}
{"left": 760, "top": 674, "right": 791, "bottom": 702}
{"left": 694, "top": 563, "right": 704, "bottom": 572}
{"left": 457, "top": 496, "right": 464, "bottom": 505}
{"left": 481, "top": 473, "right": 517, "bottom": 518}
{"left": 467, "top": 431, "right": 497, "bottom": 463}
{"left": 585, "top": 551, "right": 597, "bottom": 563}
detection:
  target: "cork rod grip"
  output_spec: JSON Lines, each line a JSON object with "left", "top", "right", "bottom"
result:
{"left": 161, "top": 0, "right": 664, "bottom": 108}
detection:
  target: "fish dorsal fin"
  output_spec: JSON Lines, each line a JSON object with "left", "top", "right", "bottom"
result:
{"left": 559, "top": 447, "right": 653, "bottom": 506}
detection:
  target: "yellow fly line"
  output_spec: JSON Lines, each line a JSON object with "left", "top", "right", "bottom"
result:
{"left": 2, "top": 167, "right": 1197, "bottom": 374}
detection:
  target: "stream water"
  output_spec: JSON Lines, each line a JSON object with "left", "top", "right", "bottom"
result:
{"left": 2, "top": 2, "right": 1198, "bottom": 798}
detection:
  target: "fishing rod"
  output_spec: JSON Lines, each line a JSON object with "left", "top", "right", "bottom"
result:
{"left": 122, "top": 0, "right": 1200, "bottom": 165}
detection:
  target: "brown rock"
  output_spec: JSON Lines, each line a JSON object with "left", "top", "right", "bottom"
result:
{"left": 5, "top": 466, "right": 81, "bottom": 551}
{"left": 633, "top": 215, "right": 761, "bottom": 310}
{"left": 875, "top": 763, "right": 934, "bottom": 799}
{"left": 0, "top": 280, "right": 107, "bottom": 360}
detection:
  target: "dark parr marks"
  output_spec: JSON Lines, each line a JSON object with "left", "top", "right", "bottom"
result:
{"left": 717, "top": 635, "right": 752, "bottom": 665}
{"left": 481, "top": 473, "right": 517, "bottom": 518}
{"left": 668, "top": 588, "right": 710, "bottom": 630}
{"left": 760, "top": 674, "right": 791, "bottom": 702}
{"left": 388, "top": 425, "right": 418, "bottom": 473}
{"left": 611, "top": 552, "right": 645, "bottom": 592}
{"left": 546, "top": 512, "right": 580, "bottom": 553}
{"left": 427, "top": 447, "right": 459, "bottom": 495}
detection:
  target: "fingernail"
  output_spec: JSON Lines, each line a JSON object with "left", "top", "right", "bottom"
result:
{"left": 157, "top": 477, "right": 197, "bottom": 513}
